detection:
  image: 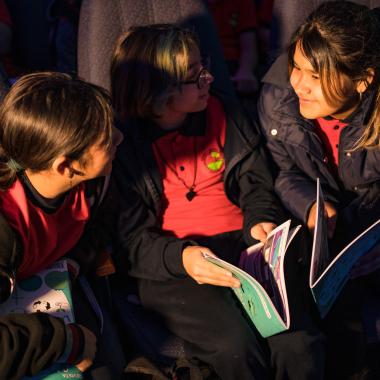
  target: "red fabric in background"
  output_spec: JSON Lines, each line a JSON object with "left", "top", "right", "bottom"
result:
{"left": 208, "top": 0, "right": 257, "bottom": 61}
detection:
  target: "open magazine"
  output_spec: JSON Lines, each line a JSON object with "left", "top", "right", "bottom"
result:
{"left": 0, "top": 260, "right": 83, "bottom": 380}
{"left": 203, "top": 220, "right": 301, "bottom": 338}
{"left": 310, "top": 179, "right": 380, "bottom": 317}
{"left": 204, "top": 180, "right": 380, "bottom": 338}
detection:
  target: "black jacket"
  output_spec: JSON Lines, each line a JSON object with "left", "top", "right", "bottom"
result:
{"left": 258, "top": 56, "right": 380, "bottom": 227}
{"left": 114, "top": 95, "right": 283, "bottom": 282}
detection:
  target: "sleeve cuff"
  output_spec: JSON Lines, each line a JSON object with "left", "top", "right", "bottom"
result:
{"left": 57, "top": 324, "right": 85, "bottom": 364}
{"left": 163, "top": 240, "right": 196, "bottom": 278}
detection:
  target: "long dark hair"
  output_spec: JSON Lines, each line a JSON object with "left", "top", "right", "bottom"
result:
{"left": 0, "top": 72, "right": 113, "bottom": 190}
{"left": 288, "top": 1, "right": 380, "bottom": 149}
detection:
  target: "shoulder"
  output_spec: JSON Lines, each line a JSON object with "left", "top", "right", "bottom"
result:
{"left": 258, "top": 81, "right": 300, "bottom": 138}
{"left": 210, "top": 92, "right": 262, "bottom": 148}
{"left": 84, "top": 176, "right": 109, "bottom": 209}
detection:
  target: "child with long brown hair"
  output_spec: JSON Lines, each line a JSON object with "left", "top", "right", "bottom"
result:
{"left": 259, "top": 2, "right": 380, "bottom": 378}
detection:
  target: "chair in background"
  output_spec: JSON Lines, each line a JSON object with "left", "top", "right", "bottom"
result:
{"left": 269, "top": 0, "right": 380, "bottom": 59}
{"left": 77, "top": 0, "right": 235, "bottom": 98}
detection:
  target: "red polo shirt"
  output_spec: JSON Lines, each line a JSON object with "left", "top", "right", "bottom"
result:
{"left": 314, "top": 117, "right": 348, "bottom": 172}
{"left": 153, "top": 96, "right": 243, "bottom": 239}
{"left": 208, "top": 0, "right": 257, "bottom": 61}
{"left": 0, "top": 179, "right": 90, "bottom": 279}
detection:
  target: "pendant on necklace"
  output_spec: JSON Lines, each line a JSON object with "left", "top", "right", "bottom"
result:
{"left": 186, "top": 189, "right": 197, "bottom": 201}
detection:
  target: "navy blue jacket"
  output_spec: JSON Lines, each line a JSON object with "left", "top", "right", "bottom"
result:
{"left": 258, "top": 56, "right": 380, "bottom": 235}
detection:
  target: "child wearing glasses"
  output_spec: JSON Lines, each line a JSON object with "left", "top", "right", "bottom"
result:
{"left": 111, "top": 24, "right": 325, "bottom": 380}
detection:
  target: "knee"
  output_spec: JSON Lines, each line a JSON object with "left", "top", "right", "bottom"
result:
{"left": 269, "top": 330, "right": 326, "bottom": 378}
{"left": 213, "top": 323, "right": 264, "bottom": 360}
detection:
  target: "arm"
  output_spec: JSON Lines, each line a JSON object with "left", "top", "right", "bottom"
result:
{"left": 258, "top": 83, "right": 321, "bottom": 223}
{"left": 231, "top": 0, "right": 259, "bottom": 93}
{"left": 236, "top": 141, "right": 284, "bottom": 245}
{"left": 0, "top": 313, "right": 92, "bottom": 379}
{"left": 0, "top": 216, "right": 93, "bottom": 378}
{"left": 231, "top": 31, "right": 259, "bottom": 93}
{"left": 113, "top": 164, "right": 192, "bottom": 281}
{"left": 114, "top": 174, "right": 240, "bottom": 286}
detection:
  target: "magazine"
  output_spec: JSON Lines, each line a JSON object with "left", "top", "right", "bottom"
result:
{"left": 0, "top": 259, "right": 83, "bottom": 380}
{"left": 309, "top": 179, "right": 380, "bottom": 317}
{"left": 203, "top": 220, "right": 301, "bottom": 338}
{"left": 204, "top": 180, "right": 380, "bottom": 337}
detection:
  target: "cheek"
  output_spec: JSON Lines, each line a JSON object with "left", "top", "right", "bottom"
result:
{"left": 289, "top": 71, "right": 297, "bottom": 90}
{"left": 289, "top": 69, "right": 301, "bottom": 91}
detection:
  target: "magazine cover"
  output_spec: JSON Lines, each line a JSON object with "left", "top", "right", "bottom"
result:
{"left": 0, "top": 260, "right": 83, "bottom": 380}
{"left": 310, "top": 179, "right": 380, "bottom": 317}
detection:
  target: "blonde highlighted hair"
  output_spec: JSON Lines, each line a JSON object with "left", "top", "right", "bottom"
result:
{"left": 110, "top": 24, "right": 199, "bottom": 122}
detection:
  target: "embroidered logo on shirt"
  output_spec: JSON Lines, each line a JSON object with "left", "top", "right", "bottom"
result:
{"left": 203, "top": 149, "right": 224, "bottom": 172}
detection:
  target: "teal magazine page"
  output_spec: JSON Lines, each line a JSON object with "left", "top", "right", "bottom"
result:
{"left": 309, "top": 179, "right": 380, "bottom": 318}
{"left": 0, "top": 259, "right": 83, "bottom": 379}
{"left": 204, "top": 220, "right": 301, "bottom": 338}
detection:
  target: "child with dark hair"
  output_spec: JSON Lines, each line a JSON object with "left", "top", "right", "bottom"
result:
{"left": 111, "top": 24, "right": 326, "bottom": 380}
{"left": 0, "top": 72, "right": 125, "bottom": 379}
{"left": 258, "top": 1, "right": 380, "bottom": 378}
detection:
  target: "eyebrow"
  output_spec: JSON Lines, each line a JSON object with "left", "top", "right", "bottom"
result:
{"left": 293, "top": 57, "right": 318, "bottom": 75}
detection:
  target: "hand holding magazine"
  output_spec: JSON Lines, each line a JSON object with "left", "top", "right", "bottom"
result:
{"left": 204, "top": 179, "right": 380, "bottom": 337}
{"left": 203, "top": 221, "right": 301, "bottom": 338}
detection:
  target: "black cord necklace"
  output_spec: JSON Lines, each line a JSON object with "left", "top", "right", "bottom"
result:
{"left": 154, "top": 136, "right": 198, "bottom": 201}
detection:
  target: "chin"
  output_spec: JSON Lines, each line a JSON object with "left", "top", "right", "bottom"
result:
{"left": 299, "top": 106, "right": 319, "bottom": 120}
{"left": 195, "top": 99, "right": 209, "bottom": 112}
{"left": 96, "top": 162, "right": 113, "bottom": 178}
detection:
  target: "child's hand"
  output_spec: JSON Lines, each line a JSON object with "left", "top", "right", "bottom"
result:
{"left": 182, "top": 246, "right": 240, "bottom": 288}
{"left": 251, "top": 222, "right": 277, "bottom": 242}
{"left": 307, "top": 201, "right": 337, "bottom": 238}
{"left": 75, "top": 325, "right": 97, "bottom": 373}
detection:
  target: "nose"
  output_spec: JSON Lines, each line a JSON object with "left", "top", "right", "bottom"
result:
{"left": 290, "top": 71, "right": 311, "bottom": 96}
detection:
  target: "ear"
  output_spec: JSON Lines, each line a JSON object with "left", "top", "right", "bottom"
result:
{"left": 356, "top": 68, "right": 375, "bottom": 94}
{"left": 51, "top": 156, "right": 73, "bottom": 178}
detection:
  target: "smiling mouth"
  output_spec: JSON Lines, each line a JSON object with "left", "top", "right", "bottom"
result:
{"left": 298, "top": 97, "right": 314, "bottom": 104}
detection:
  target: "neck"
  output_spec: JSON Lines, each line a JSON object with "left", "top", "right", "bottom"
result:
{"left": 24, "top": 170, "right": 75, "bottom": 199}
{"left": 155, "top": 111, "right": 187, "bottom": 130}
{"left": 330, "top": 95, "right": 360, "bottom": 120}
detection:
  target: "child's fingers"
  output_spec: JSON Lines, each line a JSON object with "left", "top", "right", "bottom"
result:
{"left": 193, "top": 261, "right": 240, "bottom": 287}
{"left": 196, "top": 275, "right": 240, "bottom": 288}
{"left": 251, "top": 224, "right": 267, "bottom": 242}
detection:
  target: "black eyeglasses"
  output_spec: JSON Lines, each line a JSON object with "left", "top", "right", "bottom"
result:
{"left": 181, "top": 56, "right": 213, "bottom": 89}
